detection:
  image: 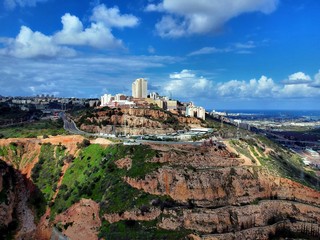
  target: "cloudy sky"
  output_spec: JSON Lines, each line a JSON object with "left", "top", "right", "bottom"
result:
{"left": 0, "top": 0, "right": 320, "bottom": 110}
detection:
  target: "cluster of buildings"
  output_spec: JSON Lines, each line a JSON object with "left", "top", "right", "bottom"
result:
{"left": 0, "top": 96, "right": 99, "bottom": 112}
{"left": 185, "top": 103, "right": 206, "bottom": 121}
{"left": 100, "top": 78, "right": 206, "bottom": 120}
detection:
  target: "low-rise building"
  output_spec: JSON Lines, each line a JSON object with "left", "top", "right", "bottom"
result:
{"left": 101, "top": 94, "right": 113, "bottom": 106}
{"left": 186, "top": 103, "right": 206, "bottom": 120}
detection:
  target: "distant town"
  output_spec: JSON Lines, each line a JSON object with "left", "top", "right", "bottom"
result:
{"left": 0, "top": 77, "right": 206, "bottom": 122}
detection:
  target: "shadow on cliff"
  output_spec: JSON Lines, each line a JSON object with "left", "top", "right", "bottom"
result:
{"left": 0, "top": 159, "right": 46, "bottom": 239}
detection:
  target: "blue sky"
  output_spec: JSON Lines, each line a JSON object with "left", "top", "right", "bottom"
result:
{"left": 0, "top": 0, "right": 320, "bottom": 110}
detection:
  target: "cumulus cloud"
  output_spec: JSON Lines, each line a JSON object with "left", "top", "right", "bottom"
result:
{"left": 310, "top": 70, "right": 320, "bottom": 88}
{"left": 91, "top": 4, "right": 139, "bottom": 28}
{"left": 217, "top": 76, "right": 279, "bottom": 98}
{"left": 161, "top": 69, "right": 320, "bottom": 101}
{"left": 217, "top": 72, "right": 320, "bottom": 99}
{"left": 54, "top": 13, "right": 122, "bottom": 49}
{"left": 163, "top": 69, "right": 213, "bottom": 98}
{"left": 279, "top": 84, "right": 318, "bottom": 98}
{"left": 284, "top": 71, "right": 312, "bottom": 84}
{"left": 146, "top": 0, "right": 279, "bottom": 37}
{"left": 0, "top": 4, "right": 139, "bottom": 58}
{"left": 4, "top": 0, "right": 48, "bottom": 10}
{"left": 0, "top": 26, "right": 75, "bottom": 58}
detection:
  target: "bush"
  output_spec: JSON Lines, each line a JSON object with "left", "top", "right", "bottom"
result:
{"left": 77, "top": 139, "right": 91, "bottom": 148}
{"left": 64, "top": 154, "right": 75, "bottom": 163}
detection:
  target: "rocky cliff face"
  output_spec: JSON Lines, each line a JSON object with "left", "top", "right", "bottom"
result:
{"left": 0, "top": 136, "right": 320, "bottom": 239}
{"left": 0, "top": 136, "right": 85, "bottom": 239}
{"left": 0, "top": 160, "right": 16, "bottom": 233}
{"left": 77, "top": 108, "right": 203, "bottom": 134}
{"left": 0, "top": 160, "right": 41, "bottom": 240}
{"left": 54, "top": 199, "right": 101, "bottom": 240}
{"left": 117, "top": 143, "right": 320, "bottom": 239}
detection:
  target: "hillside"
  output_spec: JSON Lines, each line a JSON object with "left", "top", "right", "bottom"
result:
{"left": 73, "top": 107, "right": 204, "bottom": 135}
{"left": 0, "top": 133, "right": 320, "bottom": 239}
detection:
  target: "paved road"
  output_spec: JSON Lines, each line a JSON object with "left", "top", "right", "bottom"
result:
{"left": 60, "top": 112, "right": 93, "bottom": 136}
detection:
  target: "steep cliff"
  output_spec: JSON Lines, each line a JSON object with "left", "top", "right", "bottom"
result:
{"left": 0, "top": 160, "right": 17, "bottom": 238}
{"left": 0, "top": 136, "right": 319, "bottom": 240}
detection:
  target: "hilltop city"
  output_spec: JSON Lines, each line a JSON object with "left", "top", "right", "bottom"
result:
{"left": 100, "top": 78, "right": 206, "bottom": 120}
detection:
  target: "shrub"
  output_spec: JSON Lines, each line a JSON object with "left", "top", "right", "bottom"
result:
{"left": 77, "top": 139, "right": 91, "bottom": 148}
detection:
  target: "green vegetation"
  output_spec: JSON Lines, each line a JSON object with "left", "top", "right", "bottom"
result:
{"left": 232, "top": 136, "right": 320, "bottom": 191}
{"left": 0, "top": 146, "right": 9, "bottom": 157}
{"left": 31, "top": 143, "right": 66, "bottom": 202}
{"left": 0, "top": 119, "right": 66, "bottom": 138}
{"left": 48, "top": 143, "right": 191, "bottom": 238}
{"left": 99, "top": 219, "right": 191, "bottom": 240}
{"left": 51, "top": 144, "right": 163, "bottom": 217}
{"left": 0, "top": 143, "right": 39, "bottom": 170}
{"left": 76, "top": 139, "right": 91, "bottom": 149}
{"left": 229, "top": 139, "right": 255, "bottom": 162}
{"left": 8, "top": 142, "right": 23, "bottom": 168}
{"left": 0, "top": 142, "right": 25, "bottom": 169}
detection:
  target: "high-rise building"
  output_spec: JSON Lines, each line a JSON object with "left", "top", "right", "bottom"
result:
{"left": 132, "top": 78, "right": 147, "bottom": 98}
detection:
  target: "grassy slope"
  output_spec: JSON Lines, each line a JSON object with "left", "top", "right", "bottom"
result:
{"left": 51, "top": 144, "right": 188, "bottom": 238}
{"left": 31, "top": 143, "right": 66, "bottom": 202}
{"left": 230, "top": 136, "right": 320, "bottom": 190}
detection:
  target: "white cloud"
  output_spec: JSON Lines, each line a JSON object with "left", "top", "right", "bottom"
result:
{"left": 309, "top": 70, "right": 320, "bottom": 88}
{"left": 279, "top": 83, "right": 320, "bottom": 98}
{"left": 155, "top": 16, "right": 187, "bottom": 38}
{"left": 145, "top": 3, "right": 164, "bottom": 12}
{"left": 91, "top": 4, "right": 139, "bottom": 28}
{"left": 217, "top": 72, "right": 320, "bottom": 99}
{"left": 282, "top": 71, "right": 313, "bottom": 85}
{"left": 234, "top": 41, "right": 256, "bottom": 49}
{"left": 188, "top": 47, "right": 230, "bottom": 56}
{"left": 288, "top": 71, "right": 311, "bottom": 82}
{"left": 147, "top": 0, "right": 279, "bottom": 37}
{"left": 54, "top": 13, "right": 122, "bottom": 49}
{"left": 0, "top": 26, "right": 75, "bottom": 58}
{"left": 162, "top": 69, "right": 320, "bottom": 101}
{"left": 4, "top": 0, "right": 48, "bottom": 10}
{"left": 188, "top": 41, "right": 258, "bottom": 56}
{"left": 217, "top": 76, "right": 279, "bottom": 98}
{"left": 0, "top": 4, "right": 139, "bottom": 58}
{"left": 163, "top": 69, "right": 213, "bottom": 99}
{"left": 169, "top": 69, "right": 195, "bottom": 79}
